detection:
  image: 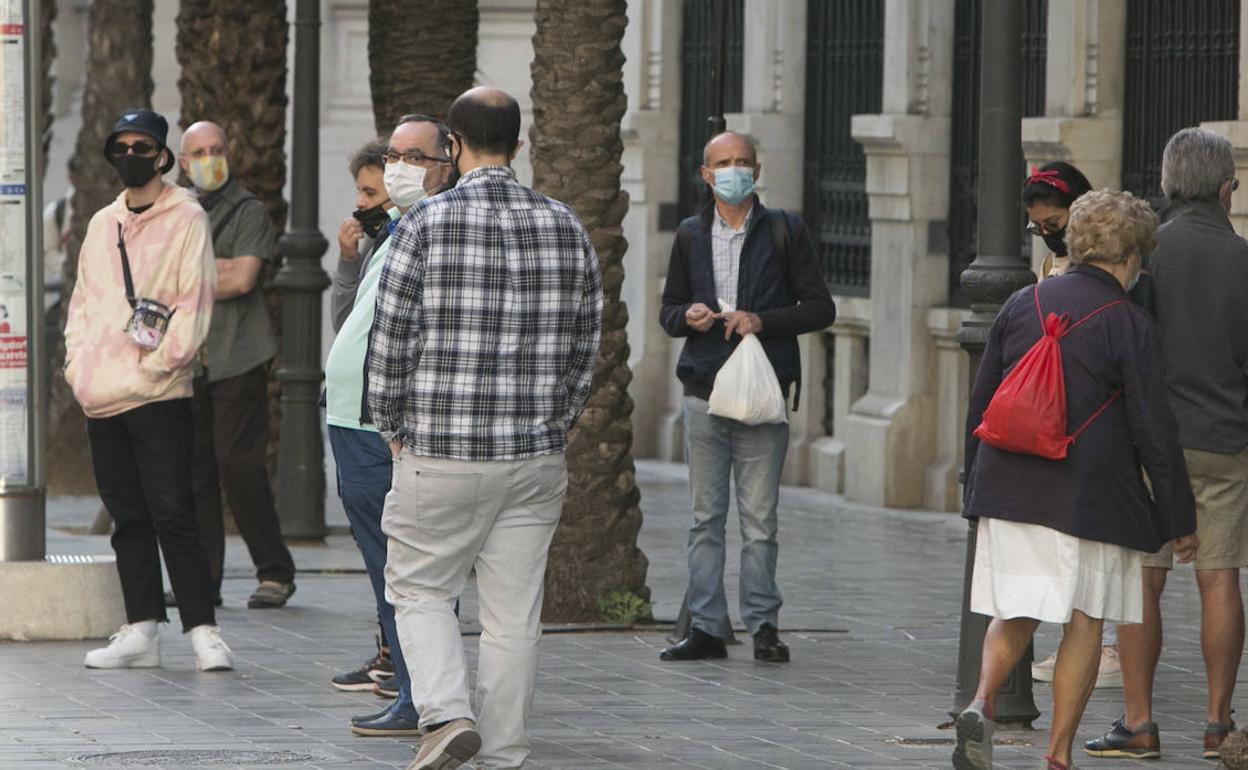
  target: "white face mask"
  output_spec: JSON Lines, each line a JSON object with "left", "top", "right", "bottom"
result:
{"left": 383, "top": 162, "right": 428, "bottom": 209}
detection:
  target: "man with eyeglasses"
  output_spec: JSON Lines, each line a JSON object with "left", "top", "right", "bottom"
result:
{"left": 325, "top": 116, "right": 453, "bottom": 738}
{"left": 1085, "top": 127, "right": 1248, "bottom": 763}
{"left": 66, "top": 108, "right": 233, "bottom": 672}
{"left": 174, "top": 120, "right": 297, "bottom": 612}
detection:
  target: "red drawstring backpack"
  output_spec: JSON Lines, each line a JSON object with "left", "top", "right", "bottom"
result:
{"left": 973, "top": 286, "right": 1127, "bottom": 460}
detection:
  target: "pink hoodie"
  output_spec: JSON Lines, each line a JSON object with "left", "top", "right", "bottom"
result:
{"left": 64, "top": 183, "right": 216, "bottom": 418}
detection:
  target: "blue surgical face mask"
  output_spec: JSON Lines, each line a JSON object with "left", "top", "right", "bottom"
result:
{"left": 711, "top": 166, "right": 756, "bottom": 206}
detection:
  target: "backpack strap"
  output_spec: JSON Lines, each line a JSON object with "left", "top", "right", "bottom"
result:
{"left": 1033, "top": 285, "right": 1130, "bottom": 339}
{"left": 1071, "top": 389, "right": 1123, "bottom": 442}
{"left": 767, "top": 210, "right": 802, "bottom": 411}
{"left": 1064, "top": 299, "right": 1130, "bottom": 336}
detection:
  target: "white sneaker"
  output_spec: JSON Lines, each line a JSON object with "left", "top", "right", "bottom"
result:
{"left": 1032, "top": 645, "right": 1121, "bottom": 688}
{"left": 190, "top": 625, "right": 235, "bottom": 671}
{"left": 84, "top": 623, "right": 161, "bottom": 669}
{"left": 1094, "top": 644, "right": 1123, "bottom": 689}
{"left": 1032, "top": 650, "right": 1057, "bottom": 682}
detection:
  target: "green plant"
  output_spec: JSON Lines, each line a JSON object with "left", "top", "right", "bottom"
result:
{"left": 596, "top": 591, "right": 653, "bottom": 625}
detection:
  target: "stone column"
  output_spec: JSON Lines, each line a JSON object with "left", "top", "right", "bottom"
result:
{"left": 1201, "top": 1, "right": 1248, "bottom": 237}
{"left": 1022, "top": 0, "right": 1125, "bottom": 271}
{"left": 924, "top": 307, "right": 969, "bottom": 511}
{"left": 729, "top": 0, "right": 817, "bottom": 484}
{"left": 809, "top": 299, "right": 870, "bottom": 494}
{"left": 843, "top": 0, "right": 953, "bottom": 508}
{"left": 478, "top": 0, "right": 538, "bottom": 185}
{"left": 621, "top": 0, "right": 681, "bottom": 458}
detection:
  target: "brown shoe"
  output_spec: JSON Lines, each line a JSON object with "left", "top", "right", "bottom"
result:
{"left": 406, "top": 718, "right": 481, "bottom": 770}
{"left": 247, "top": 581, "right": 296, "bottom": 609}
{"left": 1204, "top": 720, "right": 1236, "bottom": 760}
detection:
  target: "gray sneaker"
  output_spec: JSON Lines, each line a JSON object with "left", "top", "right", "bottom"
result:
{"left": 406, "top": 719, "right": 481, "bottom": 770}
{"left": 952, "top": 706, "right": 993, "bottom": 770}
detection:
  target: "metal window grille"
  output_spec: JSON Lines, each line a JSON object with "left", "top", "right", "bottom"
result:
{"left": 677, "top": 0, "right": 745, "bottom": 219}
{"left": 947, "top": 0, "right": 1048, "bottom": 307}
{"left": 802, "top": 0, "right": 884, "bottom": 298}
{"left": 1122, "top": 0, "right": 1240, "bottom": 205}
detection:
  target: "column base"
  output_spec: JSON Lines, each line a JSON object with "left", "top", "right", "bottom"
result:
{"left": 0, "top": 555, "right": 126, "bottom": 640}
{"left": 844, "top": 392, "right": 934, "bottom": 508}
{"left": 808, "top": 436, "right": 846, "bottom": 494}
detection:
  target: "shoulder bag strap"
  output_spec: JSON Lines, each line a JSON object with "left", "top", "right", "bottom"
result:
{"left": 117, "top": 222, "right": 136, "bottom": 308}
{"left": 211, "top": 198, "right": 253, "bottom": 243}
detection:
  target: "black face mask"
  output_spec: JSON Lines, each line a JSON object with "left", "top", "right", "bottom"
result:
{"left": 112, "top": 154, "right": 161, "bottom": 189}
{"left": 353, "top": 204, "right": 390, "bottom": 239}
{"left": 1042, "top": 228, "right": 1068, "bottom": 257}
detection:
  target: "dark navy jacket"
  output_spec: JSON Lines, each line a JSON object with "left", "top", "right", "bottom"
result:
{"left": 658, "top": 198, "right": 837, "bottom": 404}
{"left": 963, "top": 265, "right": 1196, "bottom": 553}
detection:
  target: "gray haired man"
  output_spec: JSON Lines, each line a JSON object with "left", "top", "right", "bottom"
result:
{"left": 1086, "top": 127, "right": 1248, "bottom": 763}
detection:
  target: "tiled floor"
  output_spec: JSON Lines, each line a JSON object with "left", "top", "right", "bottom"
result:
{"left": 0, "top": 461, "right": 1231, "bottom": 768}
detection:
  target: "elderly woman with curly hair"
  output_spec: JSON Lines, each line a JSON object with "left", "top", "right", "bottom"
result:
{"left": 951, "top": 190, "right": 1200, "bottom": 770}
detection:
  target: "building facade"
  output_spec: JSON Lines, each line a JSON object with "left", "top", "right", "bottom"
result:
{"left": 629, "top": 0, "right": 1248, "bottom": 514}
{"left": 42, "top": 0, "right": 1248, "bottom": 513}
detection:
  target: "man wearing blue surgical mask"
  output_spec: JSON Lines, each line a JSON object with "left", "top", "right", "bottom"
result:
{"left": 659, "top": 131, "right": 837, "bottom": 664}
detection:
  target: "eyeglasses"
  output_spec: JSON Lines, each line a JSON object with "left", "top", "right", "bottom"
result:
{"left": 108, "top": 140, "right": 159, "bottom": 158}
{"left": 1025, "top": 213, "right": 1068, "bottom": 236}
{"left": 383, "top": 148, "right": 450, "bottom": 167}
{"left": 186, "top": 146, "right": 226, "bottom": 160}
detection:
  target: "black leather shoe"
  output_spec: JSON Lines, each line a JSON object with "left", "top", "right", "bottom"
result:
{"left": 660, "top": 628, "right": 727, "bottom": 661}
{"left": 350, "top": 707, "right": 392, "bottom": 726}
{"left": 350, "top": 707, "right": 422, "bottom": 737}
{"left": 753, "top": 623, "right": 790, "bottom": 662}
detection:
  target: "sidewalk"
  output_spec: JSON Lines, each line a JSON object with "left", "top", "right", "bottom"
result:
{"left": 0, "top": 460, "right": 1226, "bottom": 769}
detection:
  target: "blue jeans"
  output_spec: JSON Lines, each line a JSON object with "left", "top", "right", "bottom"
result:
{"left": 683, "top": 396, "right": 788, "bottom": 638}
{"left": 328, "top": 425, "right": 416, "bottom": 719}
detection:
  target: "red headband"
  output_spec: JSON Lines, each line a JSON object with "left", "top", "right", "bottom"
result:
{"left": 1026, "top": 167, "right": 1070, "bottom": 195}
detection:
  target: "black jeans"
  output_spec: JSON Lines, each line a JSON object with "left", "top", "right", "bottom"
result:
{"left": 87, "top": 398, "right": 216, "bottom": 631}
{"left": 192, "top": 366, "right": 296, "bottom": 592}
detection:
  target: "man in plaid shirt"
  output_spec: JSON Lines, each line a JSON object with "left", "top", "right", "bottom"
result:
{"left": 365, "top": 86, "right": 602, "bottom": 770}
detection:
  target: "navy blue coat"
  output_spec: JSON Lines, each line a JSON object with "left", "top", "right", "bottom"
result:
{"left": 658, "top": 198, "right": 837, "bottom": 405}
{"left": 964, "top": 264, "right": 1196, "bottom": 552}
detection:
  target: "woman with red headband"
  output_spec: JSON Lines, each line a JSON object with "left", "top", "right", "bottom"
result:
{"left": 1024, "top": 161, "right": 1094, "bottom": 278}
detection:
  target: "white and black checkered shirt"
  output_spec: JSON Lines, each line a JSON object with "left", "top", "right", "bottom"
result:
{"left": 711, "top": 204, "right": 752, "bottom": 306}
{"left": 366, "top": 166, "right": 603, "bottom": 461}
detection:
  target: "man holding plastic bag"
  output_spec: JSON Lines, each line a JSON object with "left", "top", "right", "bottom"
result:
{"left": 658, "top": 131, "right": 837, "bottom": 663}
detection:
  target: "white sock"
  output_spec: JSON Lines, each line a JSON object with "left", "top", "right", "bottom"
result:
{"left": 131, "top": 620, "right": 159, "bottom": 638}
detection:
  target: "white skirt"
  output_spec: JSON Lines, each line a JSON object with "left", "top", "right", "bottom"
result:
{"left": 970, "top": 517, "right": 1143, "bottom": 625}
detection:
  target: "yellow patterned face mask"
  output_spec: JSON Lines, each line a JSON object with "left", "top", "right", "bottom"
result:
{"left": 187, "top": 155, "right": 229, "bottom": 192}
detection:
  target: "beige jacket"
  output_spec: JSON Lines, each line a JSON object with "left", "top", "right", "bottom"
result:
{"left": 65, "top": 183, "right": 216, "bottom": 418}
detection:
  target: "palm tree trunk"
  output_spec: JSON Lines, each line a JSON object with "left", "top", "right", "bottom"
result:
{"left": 530, "top": 0, "right": 649, "bottom": 622}
{"left": 367, "top": 0, "right": 478, "bottom": 132}
{"left": 175, "top": 0, "right": 289, "bottom": 478}
{"left": 38, "top": 0, "right": 56, "bottom": 178}
{"left": 48, "top": 0, "right": 154, "bottom": 495}
{"left": 175, "top": 0, "right": 289, "bottom": 228}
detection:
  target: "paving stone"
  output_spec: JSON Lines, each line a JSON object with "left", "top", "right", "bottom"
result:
{"left": 0, "top": 460, "right": 1235, "bottom": 768}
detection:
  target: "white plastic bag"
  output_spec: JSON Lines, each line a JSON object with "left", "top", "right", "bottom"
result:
{"left": 707, "top": 300, "right": 788, "bottom": 425}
